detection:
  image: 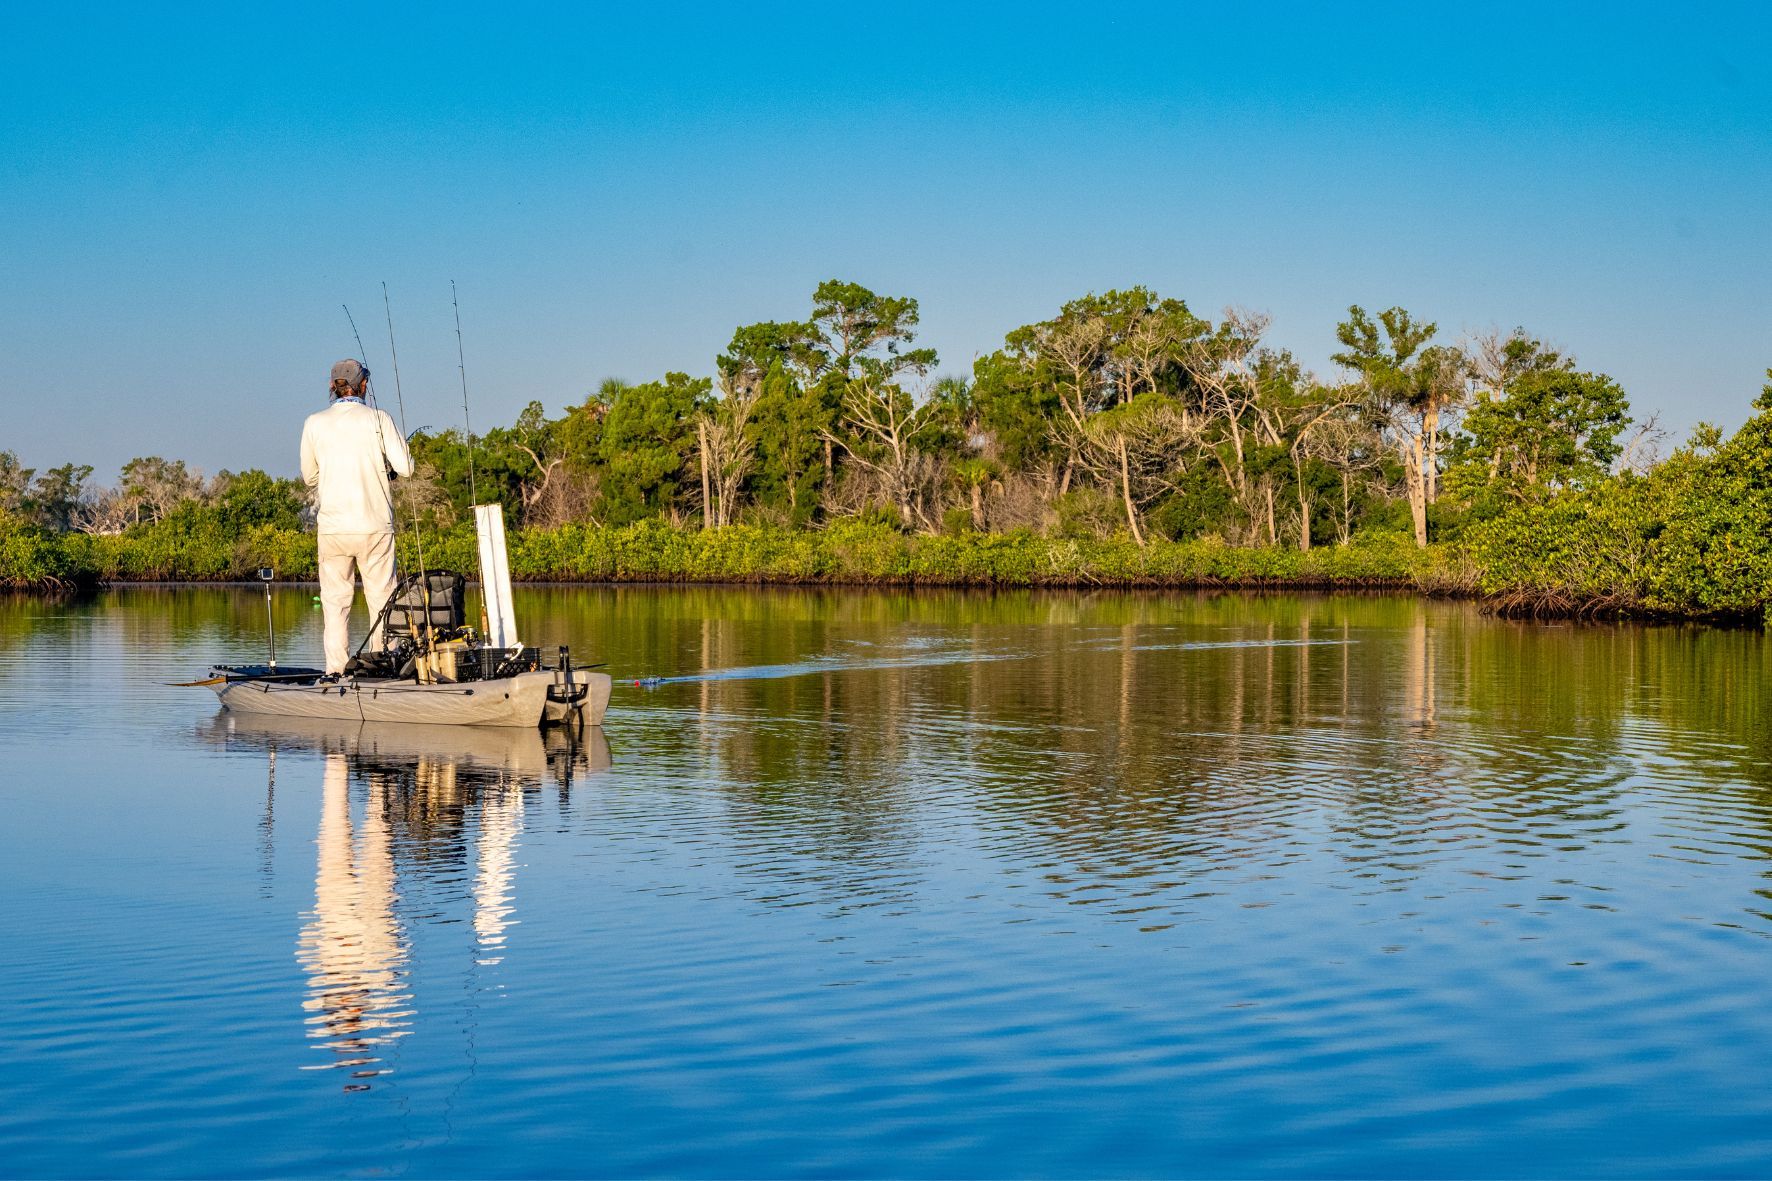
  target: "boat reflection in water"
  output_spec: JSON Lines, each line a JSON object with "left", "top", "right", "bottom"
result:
{"left": 199, "top": 715, "right": 611, "bottom": 1090}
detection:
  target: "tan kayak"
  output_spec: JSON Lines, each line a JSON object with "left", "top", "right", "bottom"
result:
{"left": 208, "top": 664, "right": 613, "bottom": 729}
{"left": 206, "top": 507, "right": 613, "bottom": 730}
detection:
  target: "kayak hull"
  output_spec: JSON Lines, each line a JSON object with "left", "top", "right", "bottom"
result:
{"left": 212, "top": 668, "right": 612, "bottom": 729}
{"left": 197, "top": 712, "right": 613, "bottom": 777}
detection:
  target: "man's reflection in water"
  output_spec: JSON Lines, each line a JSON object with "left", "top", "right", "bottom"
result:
{"left": 474, "top": 780, "right": 524, "bottom": 966}
{"left": 200, "top": 715, "right": 610, "bottom": 1093}
{"left": 296, "top": 752, "right": 413, "bottom": 1090}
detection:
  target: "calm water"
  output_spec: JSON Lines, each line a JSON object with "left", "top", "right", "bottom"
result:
{"left": 4, "top": 586, "right": 1772, "bottom": 1178}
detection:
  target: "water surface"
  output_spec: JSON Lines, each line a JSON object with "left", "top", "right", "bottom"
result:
{"left": 3, "top": 587, "right": 1771, "bottom": 1177}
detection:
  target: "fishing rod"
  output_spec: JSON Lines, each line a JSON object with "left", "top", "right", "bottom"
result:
{"left": 340, "top": 298, "right": 429, "bottom": 666}
{"left": 452, "top": 279, "right": 492, "bottom": 640}
{"left": 452, "top": 279, "right": 480, "bottom": 511}
{"left": 343, "top": 303, "right": 370, "bottom": 372}
{"left": 381, "top": 283, "right": 428, "bottom": 581}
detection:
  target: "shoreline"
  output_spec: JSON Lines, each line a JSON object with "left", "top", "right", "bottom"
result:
{"left": 3, "top": 517, "right": 1761, "bottom": 625}
{"left": 3, "top": 572, "right": 1432, "bottom": 596}
{"left": 7, "top": 575, "right": 1754, "bottom": 627}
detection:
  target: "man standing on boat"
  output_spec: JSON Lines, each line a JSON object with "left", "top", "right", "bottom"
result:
{"left": 300, "top": 359, "right": 414, "bottom": 678}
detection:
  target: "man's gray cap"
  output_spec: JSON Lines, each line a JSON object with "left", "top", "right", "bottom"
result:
{"left": 330, "top": 358, "right": 368, "bottom": 391}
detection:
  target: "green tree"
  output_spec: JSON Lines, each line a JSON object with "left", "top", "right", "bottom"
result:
{"left": 0, "top": 451, "right": 35, "bottom": 515}
{"left": 27, "top": 463, "right": 93, "bottom": 532}
{"left": 1080, "top": 393, "right": 1199, "bottom": 545}
{"left": 119, "top": 456, "right": 204, "bottom": 524}
{"left": 556, "top": 379, "right": 626, "bottom": 472}
{"left": 1632, "top": 372, "right": 1772, "bottom": 617}
{"left": 969, "top": 347, "right": 1061, "bottom": 476}
{"left": 808, "top": 280, "right": 939, "bottom": 510}
{"left": 408, "top": 428, "right": 480, "bottom": 516}
{"left": 1470, "top": 328, "right": 1566, "bottom": 394}
{"left": 1287, "top": 388, "right": 1372, "bottom": 549}
{"left": 210, "top": 469, "right": 307, "bottom": 531}
{"left": 733, "top": 283, "right": 938, "bottom": 522}
{"left": 598, "top": 372, "right": 710, "bottom": 523}
{"left": 949, "top": 456, "right": 999, "bottom": 531}
{"left": 747, "top": 363, "right": 826, "bottom": 522}
{"left": 995, "top": 288, "right": 1206, "bottom": 502}
{"left": 721, "top": 325, "right": 821, "bottom": 521}
{"left": 1453, "top": 365, "right": 1631, "bottom": 505}
{"left": 1333, "top": 305, "right": 1466, "bottom": 546}
{"left": 1179, "top": 310, "right": 1277, "bottom": 540}
{"left": 482, "top": 400, "right": 570, "bottom": 524}
{"left": 808, "top": 280, "right": 937, "bottom": 381}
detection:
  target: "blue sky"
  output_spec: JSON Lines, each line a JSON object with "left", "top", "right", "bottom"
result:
{"left": 3, "top": 1, "right": 1769, "bottom": 479}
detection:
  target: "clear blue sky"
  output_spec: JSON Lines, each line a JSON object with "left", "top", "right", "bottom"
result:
{"left": 3, "top": 1, "right": 1769, "bottom": 479}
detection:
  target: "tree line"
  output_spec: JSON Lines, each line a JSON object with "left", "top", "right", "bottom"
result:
{"left": 11, "top": 277, "right": 1770, "bottom": 619}
{"left": 384, "top": 280, "right": 1653, "bottom": 550}
{"left": 0, "top": 454, "right": 306, "bottom": 536}
{"left": 3, "top": 280, "right": 1652, "bottom": 549}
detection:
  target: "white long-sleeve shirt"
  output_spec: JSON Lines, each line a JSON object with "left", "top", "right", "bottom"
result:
{"left": 299, "top": 397, "right": 415, "bottom": 535}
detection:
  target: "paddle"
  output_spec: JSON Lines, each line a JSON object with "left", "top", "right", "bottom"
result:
{"left": 167, "top": 672, "right": 324, "bottom": 688}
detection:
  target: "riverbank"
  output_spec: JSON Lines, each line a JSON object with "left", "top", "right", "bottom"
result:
{"left": 2, "top": 516, "right": 1456, "bottom": 592}
{"left": 6, "top": 514, "right": 1764, "bottom": 625}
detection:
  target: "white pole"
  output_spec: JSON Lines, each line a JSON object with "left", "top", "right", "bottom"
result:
{"left": 473, "top": 503, "right": 519, "bottom": 650}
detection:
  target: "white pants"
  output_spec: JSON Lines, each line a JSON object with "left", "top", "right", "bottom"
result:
{"left": 318, "top": 531, "right": 398, "bottom": 674}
